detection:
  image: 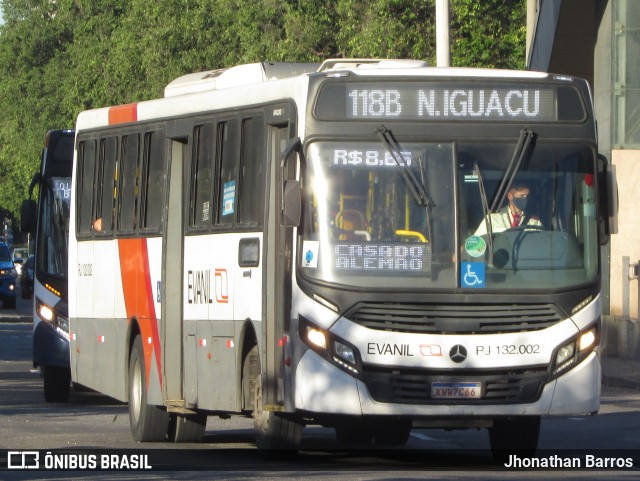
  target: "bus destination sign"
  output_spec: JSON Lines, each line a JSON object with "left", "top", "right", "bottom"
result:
{"left": 316, "top": 82, "right": 560, "bottom": 122}
{"left": 334, "top": 242, "right": 432, "bottom": 274}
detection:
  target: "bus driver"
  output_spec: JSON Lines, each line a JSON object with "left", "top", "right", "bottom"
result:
{"left": 474, "top": 183, "right": 542, "bottom": 236}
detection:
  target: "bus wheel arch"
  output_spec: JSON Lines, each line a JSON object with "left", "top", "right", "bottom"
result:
{"left": 240, "top": 323, "right": 259, "bottom": 414}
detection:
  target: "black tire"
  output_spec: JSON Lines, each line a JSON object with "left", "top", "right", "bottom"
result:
{"left": 489, "top": 416, "right": 540, "bottom": 462}
{"left": 169, "top": 413, "right": 207, "bottom": 443}
{"left": 371, "top": 419, "right": 412, "bottom": 446}
{"left": 4, "top": 298, "right": 16, "bottom": 309}
{"left": 43, "top": 365, "right": 71, "bottom": 403}
{"left": 335, "top": 420, "right": 373, "bottom": 446}
{"left": 242, "top": 344, "right": 260, "bottom": 414}
{"left": 250, "top": 345, "right": 302, "bottom": 450}
{"left": 128, "top": 335, "right": 169, "bottom": 442}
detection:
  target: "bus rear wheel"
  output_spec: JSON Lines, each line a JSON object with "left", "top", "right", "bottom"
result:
{"left": 43, "top": 365, "right": 71, "bottom": 403}
{"left": 489, "top": 416, "right": 540, "bottom": 461}
{"left": 128, "top": 335, "right": 169, "bottom": 442}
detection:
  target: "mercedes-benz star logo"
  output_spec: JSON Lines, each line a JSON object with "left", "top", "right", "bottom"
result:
{"left": 449, "top": 345, "right": 467, "bottom": 363}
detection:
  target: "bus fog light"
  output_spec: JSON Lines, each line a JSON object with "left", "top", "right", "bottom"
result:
{"left": 307, "top": 328, "right": 327, "bottom": 350}
{"left": 334, "top": 341, "right": 356, "bottom": 365}
{"left": 579, "top": 329, "right": 596, "bottom": 352}
{"left": 555, "top": 342, "right": 575, "bottom": 366}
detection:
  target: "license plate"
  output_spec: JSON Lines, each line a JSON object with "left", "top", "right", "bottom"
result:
{"left": 431, "top": 382, "right": 482, "bottom": 399}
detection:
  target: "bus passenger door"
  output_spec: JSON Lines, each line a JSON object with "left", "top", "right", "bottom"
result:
{"left": 162, "top": 139, "right": 186, "bottom": 404}
{"left": 262, "top": 118, "right": 296, "bottom": 412}
{"left": 234, "top": 115, "right": 266, "bottom": 324}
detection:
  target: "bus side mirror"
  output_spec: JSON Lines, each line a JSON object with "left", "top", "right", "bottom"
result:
{"left": 280, "top": 137, "right": 303, "bottom": 228}
{"left": 606, "top": 164, "right": 619, "bottom": 235}
{"left": 21, "top": 199, "right": 37, "bottom": 234}
{"left": 282, "top": 180, "right": 301, "bottom": 227}
{"left": 598, "top": 154, "right": 618, "bottom": 245}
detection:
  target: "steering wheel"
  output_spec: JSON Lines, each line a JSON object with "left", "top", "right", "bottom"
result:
{"left": 507, "top": 224, "right": 544, "bottom": 232}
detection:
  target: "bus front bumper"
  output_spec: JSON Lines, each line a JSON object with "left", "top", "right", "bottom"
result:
{"left": 294, "top": 349, "right": 600, "bottom": 418}
{"left": 33, "top": 320, "right": 70, "bottom": 369}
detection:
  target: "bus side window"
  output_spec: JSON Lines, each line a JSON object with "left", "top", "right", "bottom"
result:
{"left": 190, "top": 124, "right": 215, "bottom": 228}
{"left": 77, "top": 139, "right": 97, "bottom": 235}
{"left": 217, "top": 120, "right": 239, "bottom": 227}
{"left": 238, "top": 116, "right": 265, "bottom": 227}
{"left": 118, "top": 134, "right": 140, "bottom": 233}
{"left": 140, "top": 131, "right": 166, "bottom": 232}
{"left": 95, "top": 136, "right": 118, "bottom": 235}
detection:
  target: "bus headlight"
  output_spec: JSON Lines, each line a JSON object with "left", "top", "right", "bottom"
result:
{"left": 578, "top": 329, "right": 596, "bottom": 351}
{"left": 334, "top": 341, "right": 356, "bottom": 364}
{"left": 555, "top": 342, "right": 575, "bottom": 367}
{"left": 307, "top": 327, "right": 327, "bottom": 350}
{"left": 333, "top": 341, "right": 359, "bottom": 374}
{"left": 300, "top": 316, "right": 361, "bottom": 376}
{"left": 551, "top": 323, "right": 599, "bottom": 380}
{"left": 36, "top": 298, "right": 70, "bottom": 338}
{"left": 38, "top": 303, "right": 55, "bottom": 322}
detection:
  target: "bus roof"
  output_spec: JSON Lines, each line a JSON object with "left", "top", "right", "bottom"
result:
{"left": 163, "top": 59, "right": 554, "bottom": 98}
{"left": 164, "top": 62, "right": 320, "bottom": 98}
{"left": 75, "top": 59, "right": 583, "bottom": 131}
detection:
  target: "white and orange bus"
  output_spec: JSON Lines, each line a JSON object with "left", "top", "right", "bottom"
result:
{"left": 69, "top": 59, "right": 617, "bottom": 453}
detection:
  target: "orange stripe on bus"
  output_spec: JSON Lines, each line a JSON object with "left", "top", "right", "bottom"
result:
{"left": 118, "top": 238, "right": 162, "bottom": 391}
{"left": 109, "top": 103, "right": 138, "bottom": 125}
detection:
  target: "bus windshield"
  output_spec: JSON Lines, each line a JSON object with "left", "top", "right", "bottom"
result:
{"left": 37, "top": 176, "right": 71, "bottom": 278}
{"left": 300, "top": 139, "right": 598, "bottom": 290}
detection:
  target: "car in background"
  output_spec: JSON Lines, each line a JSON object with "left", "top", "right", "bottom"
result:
{"left": 12, "top": 246, "right": 29, "bottom": 277}
{"left": 20, "top": 255, "right": 34, "bottom": 299}
{"left": 13, "top": 258, "right": 25, "bottom": 277}
{"left": 0, "top": 242, "right": 17, "bottom": 309}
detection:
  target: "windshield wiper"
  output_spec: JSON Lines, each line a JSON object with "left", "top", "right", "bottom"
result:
{"left": 489, "top": 128, "right": 536, "bottom": 213}
{"left": 474, "top": 161, "right": 494, "bottom": 264}
{"left": 376, "top": 124, "right": 430, "bottom": 207}
{"left": 376, "top": 124, "right": 433, "bottom": 245}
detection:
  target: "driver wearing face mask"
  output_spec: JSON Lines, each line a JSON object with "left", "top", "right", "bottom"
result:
{"left": 474, "top": 183, "right": 542, "bottom": 236}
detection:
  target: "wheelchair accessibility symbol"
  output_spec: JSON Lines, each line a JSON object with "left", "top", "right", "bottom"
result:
{"left": 461, "top": 262, "right": 485, "bottom": 288}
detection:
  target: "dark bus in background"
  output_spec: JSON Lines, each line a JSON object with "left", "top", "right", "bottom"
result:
{"left": 22, "top": 129, "right": 75, "bottom": 402}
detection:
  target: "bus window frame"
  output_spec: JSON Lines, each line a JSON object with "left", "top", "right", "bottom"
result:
{"left": 75, "top": 126, "right": 168, "bottom": 241}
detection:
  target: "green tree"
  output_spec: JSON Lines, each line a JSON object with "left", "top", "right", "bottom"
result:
{"left": 0, "top": 0, "right": 526, "bottom": 231}
{"left": 451, "top": 0, "right": 527, "bottom": 69}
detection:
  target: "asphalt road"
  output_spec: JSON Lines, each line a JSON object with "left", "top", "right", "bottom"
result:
{"left": 1, "top": 284, "right": 640, "bottom": 479}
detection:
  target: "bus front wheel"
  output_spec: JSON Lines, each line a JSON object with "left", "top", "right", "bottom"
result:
{"left": 253, "top": 372, "right": 302, "bottom": 449}
{"left": 248, "top": 345, "right": 303, "bottom": 450}
{"left": 43, "top": 365, "right": 71, "bottom": 403}
{"left": 128, "top": 335, "right": 169, "bottom": 442}
{"left": 489, "top": 416, "right": 540, "bottom": 461}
